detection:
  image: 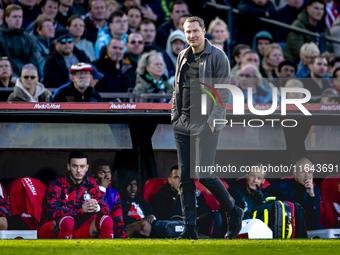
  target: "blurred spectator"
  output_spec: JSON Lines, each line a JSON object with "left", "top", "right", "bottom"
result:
{"left": 33, "top": 15, "right": 55, "bottom": 81}
{"left": 95, "top": 10, "right": 128, "bottom": 59}
{"left": 210, "top": 39, "right": 224, "bottom": 51}
{"left": 269, "top": 0, "right": 287, "bottom": 10}
{"left": 0, "top": 57, "right": 15, "bottom": 87}
{"left": 284, "top": 78, "right": 305, "bottom": 98}
{"left": 328, "top": 55, "right": 340, "bottom": 76}
{"left": 262, "top": 43, "right": 284, "bottom": 81}
{"left": 230, "top": 44, "right": 250, "bottom": 69}
{"left": 133, "top": 51, "right": 172, "bottom": 102}
{"left": 53, "top": 62, "right": 102, "bottom": 102}
{"left": 176, "top": 13, "right": 191, "bottom": 32}
{"left": 13, "top": 0, "right": 39, "bottom": 29}
{"left": 66, "top": 15, "right": 96, "bottom": 62}
{"left": 8, "top": 63, "right": 51, "bottom": 102}
{"left": 330, "top": 17, "right": 340, "bottom": 53}
{"left": 126, "top": 32, "right": 144, "bottom": 68}
{"left": 296, "top": 42, "right": 320, "bottom": 78}
{"left": 228, "top": 164, "right": 268, "bottom": 219}
{"left": 151, "top": 165, "right": 223, "bottom": 238}
{"left": 276, "top": 0, "right": 305, "bottom": 42}
{"left": 84, "top": 0, "right": 108, "bottom": 45}
{"left": 155, "top": 0, "right": 189, "bottom": 49}
{"left": 112, "top": 169, "right": 156, "bottom": 238}
{"left": 93, "top": 38, "right": 135, "bottom": 92}
{"left": 229, "top": 64, "right": 277, "bottom": 104}
{"left": 325, "top": 0, "right": 340, "bottom": 29}
{"left": 207, "top": 17, "right": 230, "bottom": 57}
{"left": 89, "top": 63, "right": 104, "bottom": 88}
{"left": 237, "top": 0, "right": 276, "bottom": 46}
{"left": 139, "top": 19, "right": 162, "bottom": 52}
{"left": 0, "top": 0, "right": 4, "bottom": 26}
{"left": 284, "top": 0, "right": 330, "bottom": 62}
{"left": 91, "top": 159, "right": 127, "bottom": 238}
{"left": 106, "top": 0, "right": 119, "bottom": 20}
{"left": 332, "top": 67, "right": 340, "bottom": 93}
{"left": 320, "top": 87, "right": 340, "bottom": 103}
{"left": 273, "top": 60, "right": 297, "bottom": 89}
{"left": 265, "top": 157, "right": 323, "bottom": 230}
{"left": 72, "top": 0, "right": 88, "bottom": 15}
{"left": 0, "top": 4, "right": 40, "bottom": 77}
{"left": 122, "top": 0, "right": 158, "bottom": 25}
{"left": 251, "top": 31, "right": 273, "bottom": 64}
{"left": 303, "top": 55, "right": 333, "bottom": 95}
{"left": 163, "top": 29, "right": 186, "bottom": 80}
{"left": 56, "top": 0, "right": 76, "bottom": 27}
{"left": 43, "top": 29, "right": 90, "bottom": 88}
{"left": 126, "top": 5, "right": 142, "bottom": 33}
{"left": 25, "top": 0, "right": 63, "bottom": 33}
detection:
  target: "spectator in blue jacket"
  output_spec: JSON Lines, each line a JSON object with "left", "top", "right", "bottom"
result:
{"left": 265, "top": 157, "right": 323, "bottom": 230}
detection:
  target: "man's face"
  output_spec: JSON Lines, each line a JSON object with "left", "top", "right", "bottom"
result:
{"left": 55, "top": 37, "right": 74, "bottom": 56}
{"left": 67, "top": 158, "right": 89, "bottom": 184}
{"left": 171, "top": 39, "right": 185, "bottom": 56}
{"left": 257, "top": 39, "right": 270, "bottom": 56}
{"left": 19, "top": 0, "right": 36, "bottom": 9}
{"left": 168, "top": 169, "right": 180, "bottom": 192}
{"left": 307, "top": 2, "right": 325, "bottom": 21}
{"left": 238, "top": 65, "right": 258, "bottom": 90}
{"left": 41, "top": 0, "right": 58, "bottom": 18}
{"left": 37, "top": 21, "right": 55, "bottom": 39}
{"left": 20, "top": 68, "right": 38, "bottom": 90}
{"left": 126, "top": 179, "right": 138, "bottom": 199}
{"left": 184, "top": 21, "right": 205, "bottom": 49}
{"left": 109, "top": 14, "right": 128, "bottom": 36}
{"left": 170, "top": 3, "right": 189, "bottom": 27}
{"left": 126, "top": 33, "right": 144, "bottom": 55}
{"left": 93, "top": 165, "right": 112, "bottom": 182}
{"left": 310, "top": 57, "right": 328, "bottom": 78}
{"left": 5, "top": 10, "right": 23, "bottom": 29}
{"left": 246, "top": 170, "right": 265, "bottom": 192}
{"left": 0, "top": 60, "right": 12, "bottom": 79}
{"left": 294, "top": 167, "right": 313, "bottom": 186}
{"left": 59, "top": 0, "right": 73, "bottom": 7}
{"left": 241, "top": 52, "right": 260, "bottom": 68}
{"left": 90, "top": 0, "right": 107, "bottom": 21}
{"left": 140, "top": 23, "right": 156, "bottom": 44}
{"left": 252, "top": 0, "right": 268, "bottom": 6}
{"left": 279, "top": 65, "right": 296, "bottom": 79}
{"left": 287, "top": 0, "right": 304, "bottom": 9}
{"left": 71, "top": 71, "right": 91, "bottom": 92}
{"left": 107, "top": 39, "right": 124, "bottom": 61}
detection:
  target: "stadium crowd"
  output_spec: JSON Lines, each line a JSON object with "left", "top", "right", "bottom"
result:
{"left": 0, "top": 0, "right": 339, "bottom": 103}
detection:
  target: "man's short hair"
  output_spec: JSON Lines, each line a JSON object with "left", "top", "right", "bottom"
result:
{"left": 170, "top": 0, "right": 188, "bottom": 12}
{"left": 39, "top": 0, "right": 60, "bottom": 10}
{"left": 299, "top": 42, "right": 320, "bottom": 60}
{"left": 21, "top": 63, "right": 38, "bottom": 73}
{"left": 127, "top": 32, "right": 144, "bottom": 42}
{"left": 184, "top": 16, "right": 205, "bottom": 30}
{"left": 88, "top": 0, "right": 106, "bottom": 10}
{"left": 107, "top": 37, "right": 124, "bottom": 47}
{"left": 241, "top": 49, "right": 259, "bottom": 60}
{"left": 307, "top": 0, "right": 324, "bottom": 6}
{"left": 109, "top": 10, "right": 125, "bottom": 24}
{"left": 34, "top": 14, "right": 54, "bottom": 34}
{"left": 68, "top": 150, "right": 88, "bottom": 164}
{"left": 5, "top": 4, "right": 22, "bottom": 17}
{"left": 311, "top": 55, "right": 327, "bottom": 65}
{"left": 170, "top": 165, "right": 179, "bottom": 174}
{"left": 91, "top": 159, "right": 110, "bottom": 175}
{"left": 278, "top": 60, "right": 298, "bottom": 73}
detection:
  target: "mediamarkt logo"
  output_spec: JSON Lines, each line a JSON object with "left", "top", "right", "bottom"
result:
{"left": 200, "top": 85, "right": 312, "bottom": 128}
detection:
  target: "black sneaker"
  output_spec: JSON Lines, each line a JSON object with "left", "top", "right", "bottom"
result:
{"left": 226, "top": 205, "right": 244, "bottom": 239}
{"left": 176, "top": 225, "right": 198, "bottom": 240}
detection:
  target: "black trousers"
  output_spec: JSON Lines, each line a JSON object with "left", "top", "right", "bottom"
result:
{"left": 173, "top": 115, "right": 235, "bottom": 226}
{"left": 198, "top": 211, "right": 223, "bottom": 238}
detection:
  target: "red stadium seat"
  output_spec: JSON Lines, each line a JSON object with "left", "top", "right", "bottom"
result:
{"left": 143, "top": 178, "right": 229, "bottom": 210}
{"left": 7, "top": 178, "right": 47, "bottom": 230}
{"left": 234, "top": 177, "right": 271, "bottom": 189}
{"left": 320, "top": 175, "right": 340, "bottom": 228}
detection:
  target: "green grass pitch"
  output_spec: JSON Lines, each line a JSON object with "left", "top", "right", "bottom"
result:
{"left": 1, "top": 239, "right": 340, "bottom": 255}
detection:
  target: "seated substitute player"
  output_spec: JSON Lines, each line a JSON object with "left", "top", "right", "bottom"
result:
{"left": 39, "top": 150, "right": 113, "bottom": 239}
{"left": 112, "top": 169, "right": 156, "bottom": 238}
{"left": 151, "top": 165, "right": 223, "bottom": 238}
{"left": 91, "top": 159, "right": 127, "bottom": 238}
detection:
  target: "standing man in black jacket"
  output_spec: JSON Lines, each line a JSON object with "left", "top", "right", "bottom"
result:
{"left": 151, "top": 165, "right": 223, "bottom": 237}
{"left": 171, "top": 16, "right": 243, "bottom": 240}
